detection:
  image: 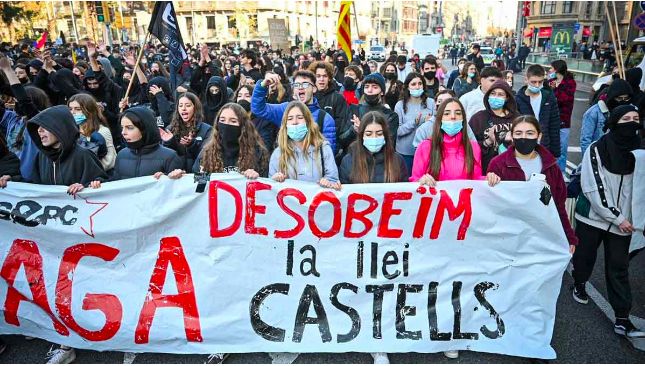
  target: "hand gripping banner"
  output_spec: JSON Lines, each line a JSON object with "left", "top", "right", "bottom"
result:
{"left": 0, "top": 175, "right": 570, "bottom": 358}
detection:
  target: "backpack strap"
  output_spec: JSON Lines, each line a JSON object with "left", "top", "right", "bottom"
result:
{"left": 319, "top": 144, "right": 325, "bottom": 178}
{"left": 316, "top": 109, "right": 327, "bottom": 131}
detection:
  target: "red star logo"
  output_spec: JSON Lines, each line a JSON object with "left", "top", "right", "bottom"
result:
{"left": 75, "top": 194, "right": 109, "bottom": 238}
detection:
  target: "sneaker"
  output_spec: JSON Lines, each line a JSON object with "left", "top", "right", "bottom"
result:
{"left": 45, "top": 346, "right": 76, "bottom": 364}
{"left": 572, "top": 283, "right": 589, "bottom": 304}
{"left": 443, "top": 350, "right": 459, "bottom": 359}
{"left": 614, "top": 318, "right": 645, "bottom": 338}
{"left": 371, "top": 352, "right": 390, "bottom": 364}
{"left": 205, "top": 353, "right": 229, "bottom": 364}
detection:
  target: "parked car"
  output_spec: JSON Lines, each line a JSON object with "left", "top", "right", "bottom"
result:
{"left": 368, "top": 45, "right": 386, "bottom": 61}
{"left": 480, "top": 46, "right": 496, "bottom": 66}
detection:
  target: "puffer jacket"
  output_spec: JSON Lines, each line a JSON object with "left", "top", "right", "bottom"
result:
{"left": 409, "top": 131, "right": 483, "bottom": 182}
{"left": 112, "top": 107, "right": 183, "bottom": 180}
{"left": 26, "top": 106, "right": 108, "bottom": 186}
{"left": 580, "top": 101, "right": 609, "bottom": 155}
{"left": 339, "top": 145, "right": 409, "bottom": 184}
{"left": 268, "top": 141, "right": 338, "bottom": 183}
{"left": 515, "top": 86, "right": 561, "bottom": 158}
{"left": 251, "top": 82, "right": 337, "bottom": 152}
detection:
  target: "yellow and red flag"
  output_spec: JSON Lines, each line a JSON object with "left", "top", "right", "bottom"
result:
{"left": 337, "top": 1, "right": 352, "bottom": 62}
{"left": 35, "top": 31, "right": 48, "bottom": 50}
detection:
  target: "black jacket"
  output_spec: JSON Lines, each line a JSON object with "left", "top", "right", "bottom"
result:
{"left": 339, "top": 147, "right": 409, "bottom": 184}
{"left": 203, "top": 76, "right": 231, "bottom": 125}
{"left": 148, "top": 76, "right": 174, "bottom": 128}
{"left": 112, "top": 107, "right": 183, "bottom": 180}
{"left": 252, "top": 116, "right": 278, "bottom": 153}
{"left": 467, "top": 53, "right": 485, "bottom": 71}
{"left": 0, "top": 150, "right": 21, "bottom": 181}
{"left": 339, "top": 103, "right": 399, "bottom": 152}
{"left": 27, "top": 106, "right": 108, "bottom": 186}
{"left": 316, "top": 85, "right": 349, "bottom": 143}
{"left": 515, "top": 86, "right": 561, "bottom": 158}
{"left": 163, "top": 122, "right": 212, "bottom": 172}
{"left": 190, "top": 61, "right": 223, "bottom": 96}
{"left": 84, "top": 69, "right": 124, "bottom": 146}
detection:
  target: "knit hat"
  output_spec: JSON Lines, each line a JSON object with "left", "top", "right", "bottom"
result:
{"left": 363, "top": 72, "right": 385, "bottom": 92}
{"left": 27, "top": 59, "right": 43, "bottom": 70}
{"left": 606, "top": 79, "right": 633, "bottom": 103}
{"left": 604, "top": 104, "right": 639, "bottom": 132}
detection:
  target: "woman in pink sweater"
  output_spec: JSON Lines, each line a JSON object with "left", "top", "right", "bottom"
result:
{"left": 410, "top": 98, "right": 483, "bottom": 186}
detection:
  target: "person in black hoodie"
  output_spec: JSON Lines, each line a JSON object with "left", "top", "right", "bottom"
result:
{"left": 147, "top": 76, "right": 174, "bottom": 128}
{"left": 0, "top": 134, "right": 21, "bottom": 188}
{"left": 203, "top": 75, "right": 231, "bottom": 125}
{"left": 339, "top": 111, "right": 408, "bottom": 184}
{"left": 110, "top": 106, "right": 183, "bottom": 180}
{"left": 26, "top": 106, "right": 108, "bottom": 194}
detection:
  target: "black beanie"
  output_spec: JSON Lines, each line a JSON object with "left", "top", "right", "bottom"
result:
{"left": 604, "top": 104, "right": 639, "bottom": 132}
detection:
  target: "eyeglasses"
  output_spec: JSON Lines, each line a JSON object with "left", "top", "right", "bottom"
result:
{"left": 291, "top": 82, "right": 313, "bottom": 89}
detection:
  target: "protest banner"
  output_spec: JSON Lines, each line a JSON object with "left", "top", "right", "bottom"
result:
{"left": 0, "top": 175, "right": 570, "bottom": 358}
{"left": 267, "top": 19, "right": 289, "bottom": 51}
{"left": 630, "top": 150, "right": 645, "bottom": 253}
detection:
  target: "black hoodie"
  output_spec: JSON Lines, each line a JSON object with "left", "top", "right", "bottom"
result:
{"left": 0, "top": 149, "right": 21, "bottom": 181}
{"left": 52, "top": 68, "right": 82, "bottom": 103}
{"left": 148, "top": 76, "right": 174, "bottom": 128}
{"left": 27, "top": 106, "right": 108, "bottom": 186}
{"left": 84, "top": 69, "right": 124, "bottom": 146}
{"left": 112, "top": 106, "right": 183, "bottom": 180}
{"left": 203, "top": 76, "right": 230, "bottom": 125}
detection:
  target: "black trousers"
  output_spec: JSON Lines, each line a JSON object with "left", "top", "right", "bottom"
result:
{"left": 572, "top": 220, "right": 632, "bottom": 318}
{"left": 451, "top": 55, "right": 457, "bottom": 65}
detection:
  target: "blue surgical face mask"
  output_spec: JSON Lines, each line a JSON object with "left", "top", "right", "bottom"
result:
{"left": 409, "top": 88, "right": 423, "bottom": 98}
{"left": 73, "top": 113, "right": 87, "bottom": 126}
{"left": 441, "top": 120, "right": 463, "bottom": 137}
{"left": 527, "top": 85, "right": 542, "bottom": 94}
{"left": 363, "top": 136, "right": 386, "bottom": 153}
{"left": 467, "top": 72, "right": 476, "bottom": 78}
{"left": 286, "top": 123, "right": 308, "bottom": 141}
{"left": 548, "top": 72, "right": 556, "bottom": 79}
{"left": 488, "top": 96, "right": 506, "bottom": 110}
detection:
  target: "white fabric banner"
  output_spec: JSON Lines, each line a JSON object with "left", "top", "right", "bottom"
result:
{"left": 0, "top": 175, "right": 571, "bottom": 359}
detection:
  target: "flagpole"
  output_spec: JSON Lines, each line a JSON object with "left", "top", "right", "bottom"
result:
{"left": 611, "top": 1, "right": 625, "bottom": 79}
{"left": 121, "top": 32, "right": 150, "bottom": 112}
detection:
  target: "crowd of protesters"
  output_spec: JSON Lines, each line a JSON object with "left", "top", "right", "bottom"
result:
{"left": 0, "top": 37, "right": 643, "bottom": 364}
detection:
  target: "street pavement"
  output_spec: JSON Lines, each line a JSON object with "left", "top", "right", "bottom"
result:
{"left": 1, "top": 63, "right": 644, "bottom": 364}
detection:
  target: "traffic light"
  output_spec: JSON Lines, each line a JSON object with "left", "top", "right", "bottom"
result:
{"left": 95, "top": 1, "right": 110, "bottom": 23}
{"left": 522, "top": 1, "right": 531, "bottom": 17}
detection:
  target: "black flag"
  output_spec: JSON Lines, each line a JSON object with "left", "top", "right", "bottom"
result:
{"left": 148, "top": 1, "right": 187, "bottom": 89}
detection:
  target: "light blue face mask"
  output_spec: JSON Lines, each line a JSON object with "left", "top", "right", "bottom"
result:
{"left": 409, "top": 88, "right": 424, "bottom": 98}
{"left": 286, "top": 123, "right": 308, "bottom": 141}
{"left": 467, "top": 72, "right": 476, "bottom": 78}
{"left": 488, "top": 96, "right": 506, "bottom": 110}
{"left": 441, "top": 120, "right": 463, "bottom": 137}
{"left": 363, "top": 136, "right": 386, "bottom": 153}
{"left": 73, "top": 113, "right": 87, "bottom": 126}
{"left": 527, "top": 85, "right": 542, "bottom": 94}
{"left": 548, "top": 72, "right": 556, "bottom": 79}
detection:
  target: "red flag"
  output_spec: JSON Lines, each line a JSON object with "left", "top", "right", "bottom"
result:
{"left": 35, "top": 31, "right": 48, "bottom": 49}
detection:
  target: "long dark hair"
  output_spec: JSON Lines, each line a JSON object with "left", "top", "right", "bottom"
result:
{"left": 401, "top": 72, "right": 428, "bottom": 113}
{"left": 428, "top": 98, "right": 475, "bottom": 179}
{"left": 550, "top": 59, "right": 573, "bottom": 79}
{"left": 169, "top": 92, "right": 204, "bottom": 138}
{"left": 350, "top": 111, "right": 401, "bottom": 183}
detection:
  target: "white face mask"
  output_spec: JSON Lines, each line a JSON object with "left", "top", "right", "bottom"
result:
{"left": 458, "top": 64, "right": 464, "bottom": 72}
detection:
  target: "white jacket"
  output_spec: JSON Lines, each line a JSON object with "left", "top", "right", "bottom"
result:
{"left": 459, "top": 86, "right": 485, "bottom": 123}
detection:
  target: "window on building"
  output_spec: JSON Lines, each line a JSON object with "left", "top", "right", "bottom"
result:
{"left": 585, "top": 2, "right": 592, "bottom": 18}
{"left": 227, "top": 15, "right": 236, "bottom": 30}
{"left": 249, "top": 14, "right": 258, "bottom": 33}
{"left": 562, "top": 1, "right": 573, "bottom": 14}
{"left": 206, "top": 15, "right": 216, "bottom": 30}
{"left": 541, "top": 1, "right": 556, "bottom": 15}
{"left": 597, "top": 2, "right": 604, "bottom": 18}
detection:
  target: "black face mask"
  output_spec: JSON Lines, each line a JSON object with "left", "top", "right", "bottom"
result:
{"left": 343, "top": 76, "right": 357, "bottom": 91}
{"left": 218, "top": 122, "right": 241, "bottom": 151}
{"left": 607, "top": 98, "right": 631, "bottom": 110}
{"left": 384, "top": 72, "right": 397, "bottom": 80}
{"left": 611, "top": 121, "right": 642, "bottom": 149}
{"left": 18, "top": 77, "right": 29, "bottom": 84}
{"left": 335, "top": 60, "right": 346, "bottom": 69}
{"left": 424, "top": 71, "right": 436, "bottom": 80}
{"left": 237, "top": 99, "right": 251, "bottom": 113}
{"left": 513, "top": 138, "right": 539, "bottom": 155}
{"left": 364, "top": 93, "right": 380, "bottom": 106}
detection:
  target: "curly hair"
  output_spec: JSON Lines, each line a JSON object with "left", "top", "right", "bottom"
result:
{"left": 198, "top": 103, "right": 269, "bottom": 174}
{"left": 276, "top": 101, "right": 326, "bottom": 179}
{"left": 168, "top": 92, "right": 204, "bottom": 139}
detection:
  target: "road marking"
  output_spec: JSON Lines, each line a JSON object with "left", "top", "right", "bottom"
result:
{"left": 575, "top": 97, "right": 589, "bottom": 102}
{"left": 123, "top": 352, "right": 136, "bottom": 364}
{"left": 567, "top": 160, "right": 578, "bottom": 170}
{"left": 568, "top": 146, "right": 582, "bottom": 153}
{"left": 566, "top": 264, "right": 645, "bottom": 330}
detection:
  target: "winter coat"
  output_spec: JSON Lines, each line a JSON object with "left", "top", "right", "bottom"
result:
{"left": 452, "top": 77, "right": 479, "bottom": 98}
{"left": 0, "top": 150, "right": 21, "bottom": 181}
{"left": 487, "top": 145, "right": 578, "bottom": 246}
{"left": 515, "top": 86, "right": 561, "bottom": 158}
{"left": 316, "top": 85, "right": 349, "bottom": 142}
{"left": 253, "top": 116, "right": 278, "bottom": 153}
{"left": 112, "top": 107, "right": 183, "bottom": 180}
{"left": 203, "top": 76, "right": 232, "bottom": 125}
{"left": 162, "top": 122, "right": 212, "bottom": 172}
{"left": 580, "top": 101, "right": 609, "bottom": 156}
{"left": 394, "top": 98, "right": 435, "bottom": 156}
{"left": 339, "top": 103, "right": 399, "bottom": 153}
{"left": 410, "top": 131, "right": 483, "bottom": 182}
{"left": 268, "top": 141, "right": 339, "bottom": 183}
{"left": 574, "top": 142, "right": 635, "bottom": 236}
{"left": 0, "top": 108, "right": 38, "bottom": 182}
{"left": 251, "top": 82, "right": 337, "bottom": 152}
{"left": 84, "top": 69, "right": 124, "bottom": 145}
{"left": 549, "top": 74, "right": 576, "bottom": 128}
{"left": 26, "top": 106, "right": 108, "bottom": 186}
{"left": 190, "top": 61, "right": 223, "bottom": 96}
{"left": 339, "top": 147, "right": 409, "bottom": 184}
{"left": 148, "top": 76, "right": 174, "bottom": 128}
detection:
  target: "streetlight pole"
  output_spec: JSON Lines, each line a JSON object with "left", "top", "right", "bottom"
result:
{"left": 69, "top": 1, "right": 80, "bottom": 43}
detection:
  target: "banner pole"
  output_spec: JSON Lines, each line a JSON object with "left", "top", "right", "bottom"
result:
{"left": 121, "top": 32, "right": 150, "bottom": 112}
{"left": 611, "top": 1, "right": 625, "bottom": 79}
{"left": 604, "top": 2, "right": 622, "bottom": 79}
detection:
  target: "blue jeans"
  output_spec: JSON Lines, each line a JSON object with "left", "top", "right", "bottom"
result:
{"left": 557, "top": 128, "right": 570, "bottom": 173}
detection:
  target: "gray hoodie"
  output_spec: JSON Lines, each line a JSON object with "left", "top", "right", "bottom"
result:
{"left": 269, "top": 141, "right": 338, "bottom": 182}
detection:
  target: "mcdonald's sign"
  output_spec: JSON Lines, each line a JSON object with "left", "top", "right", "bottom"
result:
{"left": 551, "top": 24, "right": 574, "bottom": 53}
